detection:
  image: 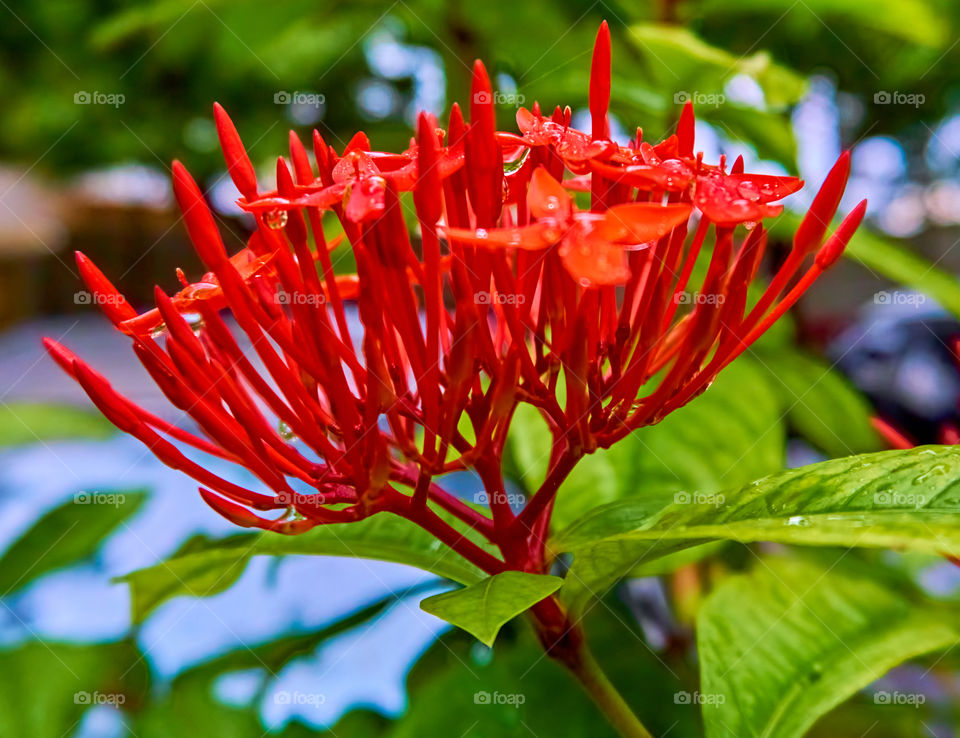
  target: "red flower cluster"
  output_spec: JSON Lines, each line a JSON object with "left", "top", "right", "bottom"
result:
{"left": 46, "top": 23, "right": 864, "bottom": 579}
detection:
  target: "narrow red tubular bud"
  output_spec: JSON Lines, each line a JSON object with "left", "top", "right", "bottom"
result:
{"left": 794, "top": 150, "right": 851, "bottom": 253}
{"left": 213, "top": 102, "right": 259, "bottom": 200}
{"left": 199, "top": 488, "right": 315, "bottom": 534}
{"left": 467, "top": 60, "right": 503, "bottom": 225}
{"left": 414, "top": 112, "right": 442, "bottom": 225}
{"left": 171, "top": 161, "right": 229, "bottom": 267}
{"left": 75, "top": 252, "right": 137, "bottom": 324}
{"left": 275, "top": 157, "right": 309, "bottom": 245}
{"left": 415, "top": 112, "right": 444, "bottom": 465}
{"left": 590, "top": 20, "right": 611, "bottom": 140}
{"left": 44, "top": 337, "right": 233, "bottom": 460}
{"left": 343, "top": 131, "right": 371, "bottom": 153}
{"left": 312, "top": 130, "right": 333, "bottom": 185}
{"left": 71, "top": 360, "right": 141, "bottom": 433}
{"left": 288, "top": 131, "right": 315, "bottom": 183}
{"left": 677, "top": 101, "right": 695, "bottom": 159}
{"left": 816, "top": 199, "right": 867, "bottom": 268}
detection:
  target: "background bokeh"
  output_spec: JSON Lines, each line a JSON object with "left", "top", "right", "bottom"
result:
{"left": 3, "top": 1, "right": 960, "bottom": 736}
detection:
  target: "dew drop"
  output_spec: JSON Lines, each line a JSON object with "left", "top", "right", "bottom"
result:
{"left": 736, "top": 181, "right": 762, "bottom": 202}
{"left": 264, "top": 209, "right": 289, "bottom": 230}
{"left": 183, "top": 312, "right": 204, "bottom": 334}
{"left": 150, "top": 323, "right": 168, "bottom": 339}
{"left": 277, "top": 421, "right": 295, "bottom": 441}
{"left": 786, "top": 515, "right": 810, "bottom": 527}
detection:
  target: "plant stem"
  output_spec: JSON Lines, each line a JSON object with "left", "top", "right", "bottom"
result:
{"left": 563, "top": 644, "right": 654, "bottom": 738}
{"left": 532, "top": 600, "right": 653, "bottom": 738}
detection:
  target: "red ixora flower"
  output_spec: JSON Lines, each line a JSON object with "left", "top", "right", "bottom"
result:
{"left": 45, "top": 22, "right": 865, "bottom": 601}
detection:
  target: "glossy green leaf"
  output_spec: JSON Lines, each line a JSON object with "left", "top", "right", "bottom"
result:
{"left": 751, "top": 347, "right": 882, "bottom": 457}
{"left": 549, "top": 357, "right": 785, "bottom": 530}
{"left": 555, "top": 445, "right": 960, "bottom": 610}
{"left": 119, "top": 513, "right": 488, "bottom": 623}
{"left": 698, "top": 557, "right": 960, "bottom": 738}
{"left": 0, "top": 490, "right": 146, "bottom": 596}
{"left": 0, "top": 403, "right": 115, "bottom": 447}
{"left": 420, "top": 572, "right": 562, "bottom": 647}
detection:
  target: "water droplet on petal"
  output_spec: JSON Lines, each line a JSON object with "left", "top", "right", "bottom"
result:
{"left": 264, "top": 209, "right": 289, "bottom": 230}
{"left": 737, "top": 181, "right": 762, "bottom": 202}
{"left": 278, "top": 421, "right": 295, "bottom": 441}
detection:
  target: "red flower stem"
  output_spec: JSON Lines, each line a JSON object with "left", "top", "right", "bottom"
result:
{"left": 529, "top": 594, "right": 653, "bottom": 738}
{"left": 387, "top": 493, "right": 506, "bottom": 575}
{"left": 513, "top": 440, "right": 580, "bottom": 535}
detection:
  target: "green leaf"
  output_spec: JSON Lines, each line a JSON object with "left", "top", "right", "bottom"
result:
{"left": 0, "top": 403, "right": 115, "bottom": 446}
{"left": 751, "top": 347, "right": 882, "bottom": 457}
{"left": 701, "top": 0, "right": 947, "bottom": 48}
{"left": 504, "top": 401, "right": 553, "bottom": 492}
{"left": 0, "top": 490, "right": 146, "bottom": 596}
{"left": 555, "top": 445, "right": 960, "bottom": 611}
{"left": 550, "top": 357, "right": 785, "bottom": 530}
{"left": 0, "top": 640, "right": 148, "bottom": 736}
{"left": 698, "top": 556, "right": 960, "bottom": 738}
{"left": 420, "top": 572, "right": 562, "bottom": 647}
{"left": 119, "top": 512, "right": 488, "bottom": 623}
{"left": 392, "top": 600, "right": 700, "bottom": 738}
{"left": 628, "top": 24, "right": 806, "bottom": 108}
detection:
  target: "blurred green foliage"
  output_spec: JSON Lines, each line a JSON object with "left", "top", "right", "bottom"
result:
{"left": 2, "top": 0, "right": 958, "bottom": 181}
